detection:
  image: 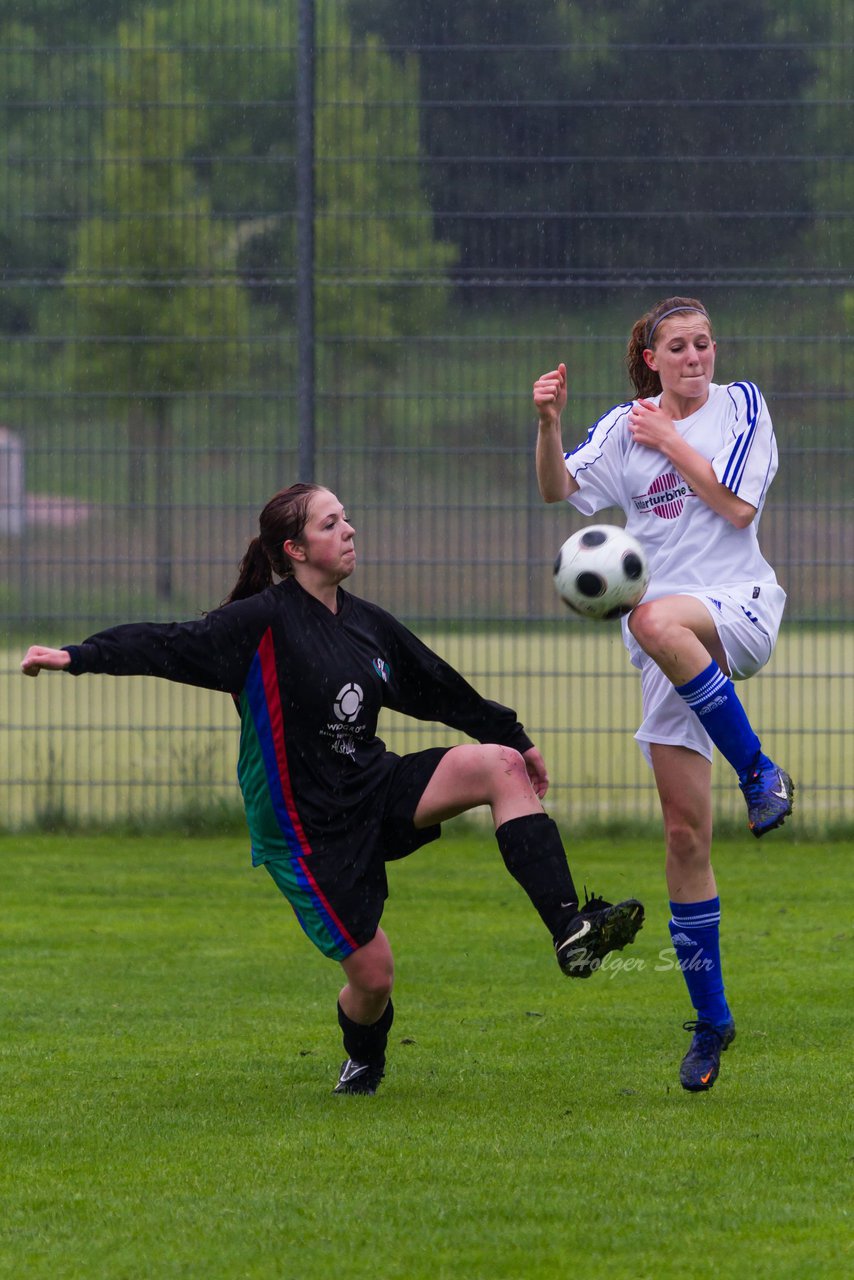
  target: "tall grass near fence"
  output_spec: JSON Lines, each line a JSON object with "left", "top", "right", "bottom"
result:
{"left": 4, "top": 624, "right": 852, "bottom": 832}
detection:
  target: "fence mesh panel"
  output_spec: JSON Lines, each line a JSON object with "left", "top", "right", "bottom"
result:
{"left": 1, "top": 1, "right": 852, "bottom": 830}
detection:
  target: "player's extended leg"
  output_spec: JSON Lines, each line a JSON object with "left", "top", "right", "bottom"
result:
{"left": 333, "top": 927, "right": 394, "bottom": 1096}
{"left": 413, "top": 743, "right": 644, "bottom": 978}
{"left": 630, "top": 596, "right": 793, "bottom": 836}
{"left": 652, "top": 743, "right": 736, "bottom": 1092}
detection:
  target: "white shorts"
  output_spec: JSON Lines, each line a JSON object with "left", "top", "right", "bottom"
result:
{"left": 631, "top": 584, "right": 786, "bottom": 765}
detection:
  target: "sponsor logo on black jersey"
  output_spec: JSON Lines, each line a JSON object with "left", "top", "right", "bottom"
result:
{"left": 333, "top": 682, "right": 363, "bottom": 723}
{"left": 372, "top": 657, "right": 390, "bottom": 683}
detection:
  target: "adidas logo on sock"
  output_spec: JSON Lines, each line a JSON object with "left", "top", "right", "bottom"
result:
{"left": 671, "top": 931, "right": 697, "bottom": 946}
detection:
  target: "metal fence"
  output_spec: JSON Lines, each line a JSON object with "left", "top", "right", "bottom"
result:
{"left": 2, "top": 0, "right": 852, "bottom": 830}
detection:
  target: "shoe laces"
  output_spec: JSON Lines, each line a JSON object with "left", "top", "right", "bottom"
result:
{"left": 581, "top": 886, "right": 613, "bottom": 915}
{"left": 682, "top": 1019, "right": 725, "bottom": 1051}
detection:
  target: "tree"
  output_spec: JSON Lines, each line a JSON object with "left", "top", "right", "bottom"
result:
{"left": 312, "top": 7, "right": 456, "bottom": 377}
{"left": 0, "top": 21, "right": 99, "bottom": 334}
{"left": 350, "top": 0, "right": 819, "bottom": 282}
{"left": 65, "top": 9, "right": 250, "bottom": 602}
{"left": 150, "top": 0, "right": 455, "bottom": 419}
{"left": 0, "top": 1, "right": 136, "bottom": 38}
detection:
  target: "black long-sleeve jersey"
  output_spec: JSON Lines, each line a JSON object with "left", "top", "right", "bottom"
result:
{"left": 63, "top": 578, "right": 533, "bottom": 866}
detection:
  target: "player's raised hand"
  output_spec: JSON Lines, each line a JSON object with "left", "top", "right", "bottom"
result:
{"left": 21, "top": 646, "right": 71, "bottom": 677}
{"left": 533, "top": 363, "right": 567, "bottom": 426}
{"left": 627, "top": 398, "right": 678, "bottom": 450}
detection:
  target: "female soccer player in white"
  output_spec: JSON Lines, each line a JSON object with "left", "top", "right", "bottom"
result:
{"left": 532, "top": 296, "right": 794, "bottom": 1092}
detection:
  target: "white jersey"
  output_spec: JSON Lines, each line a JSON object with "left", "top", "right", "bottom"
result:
{"left": 564, "top": 380, "right": 786, "bottom": 661}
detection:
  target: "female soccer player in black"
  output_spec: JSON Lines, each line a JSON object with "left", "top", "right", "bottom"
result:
{"left": 22, "top": 483, "right": 644, "bottom": 1095}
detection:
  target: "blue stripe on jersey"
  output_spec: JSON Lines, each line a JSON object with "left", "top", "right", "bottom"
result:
{"left": 564, "top": 401, "right": 633, "bottom": 465}
{"left": 243, "top": 652, "right": 305, "bottom": 860}
{"left": 243, "top": 648, "right": 358, "bottom": 958}
{"left": 722, "top": 381, "right": 761, "bottom": 494}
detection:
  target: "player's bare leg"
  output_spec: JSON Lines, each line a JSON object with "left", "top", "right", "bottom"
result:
{"left": 631, "top": 596, "right": 794, "bottom": 837}
{"left": 652, "top": 743, "right": 736, "bottom": 1091}
{"left": 334, "top": 929, "right": 394, "bottom": 1096}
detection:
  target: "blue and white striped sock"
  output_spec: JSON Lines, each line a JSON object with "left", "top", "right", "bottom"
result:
{"left": 675, "top": 660, "right": 761, "bottom": 777}
{"left": 669, "top": 897, "right": 731, "bottom": 1029}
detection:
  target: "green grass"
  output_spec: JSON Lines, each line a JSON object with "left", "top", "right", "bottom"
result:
{"left": 1, "top": 830, "right": 851, "bottom": 1279}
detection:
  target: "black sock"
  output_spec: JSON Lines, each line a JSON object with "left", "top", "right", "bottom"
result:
{"left": 337, "top": 998, "right": 394, "bottom": 1066}
{"left": 496, "top": 813, "right": 579, "bottom": 941}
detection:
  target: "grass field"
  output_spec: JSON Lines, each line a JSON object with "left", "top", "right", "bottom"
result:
{"left": 1, "top": 829, "right": 851, "bottom": 1279}
{"left": 3, "top": 624, "right": 853, "bottom": 831}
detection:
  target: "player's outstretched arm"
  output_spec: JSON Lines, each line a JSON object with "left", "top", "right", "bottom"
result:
{"left": 21, "top": 646, "right": 72, "bottom": 677}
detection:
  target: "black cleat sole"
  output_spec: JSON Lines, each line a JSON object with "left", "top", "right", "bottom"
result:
{"left": 557, "top": 899, "right": 645, "bottom": 978}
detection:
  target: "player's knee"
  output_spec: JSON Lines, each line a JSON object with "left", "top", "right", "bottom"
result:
{"left": 350, "top": 962, "right": 393, "bottom": 1003}
{"left": 485, "top": 744, "right": 528, "bottom": 789}
{"left": 448, "top": 743, "right": 525, "bottom": 799}
{"left": 368, "top": 974, "right": 395, "bottom": 1003}
{"left": 664, "top": 814, "right": 710, "bottom": 865}
{"left": 628, "top": 601, "right": 668, "bottom": 650}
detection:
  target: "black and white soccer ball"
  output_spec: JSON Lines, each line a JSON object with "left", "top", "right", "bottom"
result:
{"left": 553, "top": 524, "right": 650, "bottom": 620}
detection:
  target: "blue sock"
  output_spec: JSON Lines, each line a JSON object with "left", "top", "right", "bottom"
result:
{"left": 675, "top": 660, "right": 761, "bottom": 777}
{"left": 669, "top": 898, "right": 731, "bottom": 1028}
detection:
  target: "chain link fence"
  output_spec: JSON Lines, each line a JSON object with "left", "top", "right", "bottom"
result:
{"left": 2, "top": 0, "right": 852, "bottom": 830}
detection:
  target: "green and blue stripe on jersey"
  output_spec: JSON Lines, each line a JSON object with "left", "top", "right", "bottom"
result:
{"left": 237, "top": 627, "right": 359, "bottom": 960}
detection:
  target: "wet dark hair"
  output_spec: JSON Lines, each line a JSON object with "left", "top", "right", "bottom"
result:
{"left": 625, "top": 296, "right": 713, "bottom": 398}
{"left": 222, "top": 482, "right": 325, "bottom": 604}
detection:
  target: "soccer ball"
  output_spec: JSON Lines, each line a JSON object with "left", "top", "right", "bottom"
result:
{"left": 553, "top": 524, "right": 649, "bottom": 620}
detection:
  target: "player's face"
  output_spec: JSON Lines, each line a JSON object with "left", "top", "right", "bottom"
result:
{"left": 293, "top": 489, "right": 356, "bottom": 582}
{"left": 644, "top": 315, "right": 716, "bottom": 402}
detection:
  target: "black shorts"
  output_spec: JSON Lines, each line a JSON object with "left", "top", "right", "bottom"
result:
{"left": 263, "top": 746, "right": 450, "bottom": 960}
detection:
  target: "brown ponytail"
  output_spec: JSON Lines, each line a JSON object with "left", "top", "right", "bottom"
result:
{"left": 625, "top": 296, "right": 712, "bottom": 398}
{"left": 222, "top": 482, "right": 324, "bottom": 605}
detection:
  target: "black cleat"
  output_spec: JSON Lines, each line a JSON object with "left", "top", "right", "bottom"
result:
{"left": 679, "top": 1019, "right": 736, "bottom": 1092}
{"left": 739, "top": 752, "right": 794, "bottom": 837}
{"left": 332, "top": 1058, "right": 385, "bottom": 1096}
{"left": 555, "top": 892, "right": 645, "bottom": 978}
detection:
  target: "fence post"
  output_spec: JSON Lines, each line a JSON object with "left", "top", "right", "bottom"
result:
{"left": 0, "top": 428, "right": 25, "bottom": 536}
{"left": 296, "top": 0, "right": 316, "bottom": 483}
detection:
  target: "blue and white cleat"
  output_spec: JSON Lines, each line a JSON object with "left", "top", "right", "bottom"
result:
{"left": 739, "top": 753, "right": 794, "bottom": 838}
{"left": 680, "top": 1019, "right": 736, "bottom": 1092}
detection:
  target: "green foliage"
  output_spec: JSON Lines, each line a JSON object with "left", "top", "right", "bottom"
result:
{"left": 134, "top": 1, "right": 456, "bottom": 367}
{"left": 150, "top": 0, "right": 297, "bottom": 226}
{"left": 0, "top": 830, "right": 850, "bottom": 1278}
{"left": 351, "top": 0, "right": 821, "bottom": 277}
{"left": 0, "top": 21, "right": 99, "bottom": 332}
{"left": 0, "top": 1, "right": 138, "bottom": 40}
{"left": 312, "top": 22, "right": 456, "bottom": 361}
{"left": 63, "top": 9, "right": 251, "bottom": 405}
